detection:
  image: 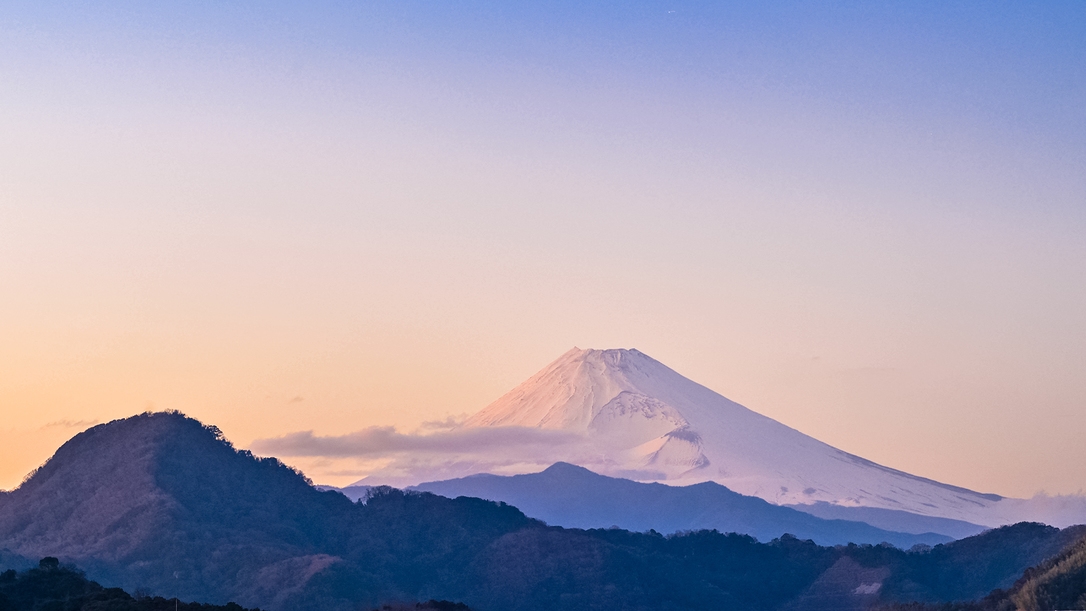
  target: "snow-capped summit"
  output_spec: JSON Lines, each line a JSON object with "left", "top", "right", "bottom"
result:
{"left": 463, "top": 347, "right": 1004, "bottom": 523}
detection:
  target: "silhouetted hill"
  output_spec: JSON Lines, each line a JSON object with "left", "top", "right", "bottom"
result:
{"left": 0, "top": 556, "right": 257, "bottom": 611}
{"left": 1, "top": 412, "right": 1082, "bottom": 611}
{"left": 414, "top": 462, "right": 954, "bottom": 547}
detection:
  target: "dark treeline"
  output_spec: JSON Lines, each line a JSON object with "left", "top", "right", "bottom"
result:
{"left": 370, "top": 602, "right": 472, "bottom": 611}
{"left": 0, "top": 557, "right": 256, "bottom": 611}
{"left": 280, "top": 489, "right": 1085, "bottom": 611}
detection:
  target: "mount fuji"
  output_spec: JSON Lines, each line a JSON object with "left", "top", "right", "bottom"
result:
{"left": 460, "top": 347, "right": 1005, "bottom": 524}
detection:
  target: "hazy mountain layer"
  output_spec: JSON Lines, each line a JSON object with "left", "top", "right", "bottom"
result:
{"left": 785, "top": 502, "right": 986, "bottom": 540}
{"left": 414, "top": 462, "right": 954, "bottom": 547}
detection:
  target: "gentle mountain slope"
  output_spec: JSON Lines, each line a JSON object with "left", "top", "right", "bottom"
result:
{"left": 459, "top": 348, "right": 1006, "bottom": 524}
{"left": 785, "top": 502, "right": 986, "bottom": 540}
{"left": 414, "top": 462, "right": 953, "bottom": 547}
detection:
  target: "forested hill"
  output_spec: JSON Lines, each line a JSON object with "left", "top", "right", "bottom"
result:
{"left": 1007, "top": 533, "right": 1086, "bottom": 611}
{"left": 880, "top": 526, "right": 1086, "bottom": 611}
{"left": 0, "top": 412, "right": 1083, "bottom": 611}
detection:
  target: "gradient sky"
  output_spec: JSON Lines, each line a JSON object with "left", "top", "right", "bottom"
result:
{"left": 1, "top": 1, "right": 1084, "bottom": 497}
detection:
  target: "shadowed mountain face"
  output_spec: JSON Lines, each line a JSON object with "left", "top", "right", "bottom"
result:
{"left": 414, "top": 463, "right": 956, "bottom": 547}
{"left": 0, "top": 413, "right": 359, "bottom": 607}
{"left": 1, "top": 412, "right": 1082, "bottom": 611}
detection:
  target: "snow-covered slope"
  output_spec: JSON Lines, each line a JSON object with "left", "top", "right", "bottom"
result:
{"left": 463, "top": 347, "right": 1006, "bottom": 524}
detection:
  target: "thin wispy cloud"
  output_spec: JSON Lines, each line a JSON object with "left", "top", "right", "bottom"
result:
{"left": 40, "top": 419, "right": 99, "bottom": 430}
{"left": 416, "top": 415, "right": 469, "bottom": 432}
{"left": 252, "top": 426, "right": 580, "bottom": 458}
{"left": 250, "top": 425, "right": 608, "bottom": 487}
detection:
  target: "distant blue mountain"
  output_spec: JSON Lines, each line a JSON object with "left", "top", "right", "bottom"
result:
{"left": 785, "top": 501, "right": 986, "bottom": 540}
{"left": 414, "top": 462, "right": 956, "bottom": 548}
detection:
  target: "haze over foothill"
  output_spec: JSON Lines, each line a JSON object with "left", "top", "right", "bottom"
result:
{"left": 1, "top": 2, "right": 1084, "bottom": 500}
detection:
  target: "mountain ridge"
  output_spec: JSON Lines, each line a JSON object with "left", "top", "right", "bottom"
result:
{"left": 412, "top": 461, "right": 965, "bottom": 547}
